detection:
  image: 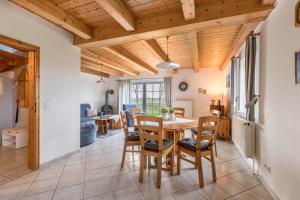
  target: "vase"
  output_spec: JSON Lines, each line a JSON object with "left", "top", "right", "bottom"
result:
{"left": 169, "top": 113, "right": 175, "bottom": 120}
{"left": 162, "top": 113, "right": 169, "bottom": 120}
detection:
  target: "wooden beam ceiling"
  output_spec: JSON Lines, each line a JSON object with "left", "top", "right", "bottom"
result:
{"left": 94, "top": 0, "right": 135, "bottom": 31}
{"left": 74, "top": 0, "right": 273, "bottom": 48}
{"left": 81, "top": 61, "right": 124, "bottom": 77}
{"left": 81, "top": 66, "right": 109, "bottom": 78}
{"left": 220, "top": 22, "right": 259, "bottom": 70}
{"left": 102, "top": 46, "right": 157, "bottom": 74}
{"left": 181, "top": 0, "right": 195, "bottom": 21}
{"left": 81, "top": 49, "right": 139, "bottom": 76}
{"left": 188, "top": 32, "right": 200, "bottom": 72}
{"left": 9, "top": 0, "right": 92, "bottom": 39}
{"left": 261, "top": 0, "right": 276, "bottom": 6}
{"left": 141, "top": 40, "right": 167, "bottom": 62}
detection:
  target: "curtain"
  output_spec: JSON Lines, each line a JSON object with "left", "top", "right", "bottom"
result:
{"left": 163, "top": 77, "right": 172, "bottom": 107}
{"left": 117, "top": 80, "right": 130, "bottom": 113}
{"left": 245, "top": 33, "right": 257, "bottom": 122}
{"left": 231, "top": 57, "right": 239, "bottom": 115}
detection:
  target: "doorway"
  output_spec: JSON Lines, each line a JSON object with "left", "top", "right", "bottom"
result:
{"left": 0, "top": 34, "right": 40, "bottom": 171}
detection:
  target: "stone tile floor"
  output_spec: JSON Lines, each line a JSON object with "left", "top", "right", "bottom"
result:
{"left": 0, "top": 130, "right": 274, "bottom": 200}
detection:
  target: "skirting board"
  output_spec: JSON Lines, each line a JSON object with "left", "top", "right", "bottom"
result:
{"left": 232, "top": 140, "right": 280, "bottom": 200}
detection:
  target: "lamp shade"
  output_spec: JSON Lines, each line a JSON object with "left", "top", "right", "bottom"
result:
{"left": 156, "top": 61, "right": 181, "bottom": 69}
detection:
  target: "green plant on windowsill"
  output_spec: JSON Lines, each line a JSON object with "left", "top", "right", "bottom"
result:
{"left": 161, "top": 108, "right": 169, "bottom": 114}
{"left": 168, "top": 108, "right": 175, "bottom": 114}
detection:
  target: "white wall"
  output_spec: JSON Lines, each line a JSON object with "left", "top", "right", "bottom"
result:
{"left": 171, "top": 69, "right": 225, "bottom": 117}
{"left": 256, "top": 0, "right": 300, "bottom": 199}
{"left": 80, "top": 73, "right": 118, "bottom": 113}
{"left": 0, "top": 1, "right": 81, "bottom": 163}
{"left": 224, "top": 1, "right": 300, "bottom": 199}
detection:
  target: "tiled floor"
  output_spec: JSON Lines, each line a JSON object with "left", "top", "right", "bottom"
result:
{"left": 0, "top": 130, "right": 274, "bottom": 200}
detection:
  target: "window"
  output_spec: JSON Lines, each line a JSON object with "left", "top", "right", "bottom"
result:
{"left": 129, "top": 80, "right": 167, "bottom": 116}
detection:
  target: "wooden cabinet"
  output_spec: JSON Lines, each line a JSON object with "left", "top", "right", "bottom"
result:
{"left": 216, "top": 116, "right": 230, "bottom": 140}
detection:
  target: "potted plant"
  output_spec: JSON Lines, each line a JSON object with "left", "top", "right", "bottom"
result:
{"left": 161, "top": 108, "right": 169, "bottom": 120}
{"left": 168, "top": 108, "right": 175, "bottom": 120}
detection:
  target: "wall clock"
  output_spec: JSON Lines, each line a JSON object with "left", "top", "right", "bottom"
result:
{"left": 178, "top": 82, "right": 188, "bottom": 91}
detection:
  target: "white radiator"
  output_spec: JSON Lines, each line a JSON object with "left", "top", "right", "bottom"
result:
{"left": 232, "top": 116, "right": 255, "bottom": 158}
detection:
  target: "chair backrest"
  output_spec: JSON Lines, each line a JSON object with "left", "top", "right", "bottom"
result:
{"left": 120, "top": 111, "right": 129, "bottom": 138}
{"left": 137, "top": 115, "right": 164, "bottom": 151}
{"left": 173, "top": 107, "right": 185, "bottom": 118}
{"left": 130, "top": 107, "right": 142, "bottom": 123}
{"left": 196, "top": 116, "right": 219, "bottom": 149}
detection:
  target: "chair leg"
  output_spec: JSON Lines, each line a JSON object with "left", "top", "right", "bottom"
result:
{"left": 211, "top": 148, "right": 217, "bottom": 182}
{"left": 156, "top": 154, "right": 162, "bottom": 188}
{"left": 177, "top": 146, "right": 181, "bottom": 175}
{"left": 121, "top": 140, "right": 127, "bottom": 168}
{"left": 196, "top": 151, "right": 204, "bottom": 188}
{"left": 170, "top": 148, "right": 174, "bottom": 175}
{"left": 214, "top": 138, "right": 218, "bottom": 157}
{"left": 139, "top": 152, "right": 144, "bottom": 183}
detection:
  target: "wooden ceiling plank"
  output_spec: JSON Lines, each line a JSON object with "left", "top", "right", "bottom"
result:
{"left": 81, "top": 63, "right": 124, "bottom": 77}
{"left": 141, "top": 39, "right": 167, "bottom": 62}
{"left": 261, "top": 0, "right": 276, "bottom": 6}
{"left": 81, "top": 66, "right": 110, "bottom": 78}
{"left": 220, "top": 22, "right": 259, "bottom": 70}
{"left": 94, "top": 0, "right": 135, "bottom": 31}
{"left": 181, "top": 0, "right": 195, "bottom": 21}
{"left": 9, "top": 0, "right": 92, "bottom": 39}
{"left": 81, "top": 49, "right": 139, "bottom": 76}
{"left": 188, "top": 32, "right": 200, "bottom": 72}
{"left": 75, "top": 1, "right": 273, "bottom": 48}
{"left": 102, "top": 46, "right": 158, "bottom": 74}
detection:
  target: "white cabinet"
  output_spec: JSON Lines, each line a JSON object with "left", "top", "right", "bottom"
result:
{"left": 2, "top": 128, "right": 28, "bottom": 149}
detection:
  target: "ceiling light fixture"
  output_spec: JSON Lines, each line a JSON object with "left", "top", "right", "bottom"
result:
{"left": 156, "top": 36, "right": 181, "bottom": 69}
{"left": 96, "top": 63, "right": 106, "bottom": 84}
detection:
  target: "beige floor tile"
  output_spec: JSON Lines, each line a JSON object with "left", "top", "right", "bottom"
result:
{"left": 139, "top": 181, "right": 169, "bottom": 200}
{"left": 36, "top": 168, "right": 63, "bottom": 181}
{"left": 85, "top": 168, "right": 109, "bottom": 183}
{"left": 161, "top": 176, "right": 194, "bottom": 193}
{"left": 53, "top": 184, "right": 84, "bottom": 200}
{"left": 57, "top": 173, "right": 84, "bottom": 189}
{"left": 85, "top": 160, "right": 106, "bottom": 171}
{"left": 111, "top": 173, "right": 137, "bottom": 191}
{"left": 107, "top": 165, "right": 129, "bottom": 177}
{"left": 198, "top": 183, "right": 231, "bottom": 200}
{"left": 234, "top": 190, "right": 266, "bottom": 200}
{"left": 215, "top": 177, "right": 246, "bottom": 196}
{"left": 172, "top": 188, "right": 206, "bottom": 200}
{"left": 2, "top": 172, "right": 38, "bottom": 188}
{"left": 0, "top": 176, "right": 12, "bottom": 185}
{"left": 26, "top": 178, "right": 59, "bottom": 196}
{"left": 250, "top": 185, "right": 274, "bottom": 200}
{"left": 113, "top": 186, "right": 144, "bottom": 200}
{"left": 22, "top": 191, "right": 54, "bottom": 200}
{"left": 62, "top": 164, "right": 85, "bottom": 175}
{"left": 84, "top": 192, "right": 114, "bottom": 200}
{"left": 227, "top": 172, "right": 261, "bottom": 189}
{"left": 84, "top": 178, "right": 112, "bottom": 198}
{"left": 216, "top": 163, "right": 240, "bottom": 176}
{"left": 0, "top": 183, "right": 29, "bottom": 200}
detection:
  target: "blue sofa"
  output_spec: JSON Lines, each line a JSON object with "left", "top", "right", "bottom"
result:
{"left": 123, "top": 104, "right": 138, "bottom": 127}
{"left": 80, "top": 104, "right": 98, "bottom": 147}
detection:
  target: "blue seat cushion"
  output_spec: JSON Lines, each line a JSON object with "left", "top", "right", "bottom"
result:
{"left": 144, "top": 139, "right": 173, "bottom": 151}
{"left": 127, "top": 132, "right": 140, "bottom": 141}
{"left": 191, "top": 128, "right": 213, "bottom": 135}
{"left": 178, "top": 138, "right": 210, "bottom": 151}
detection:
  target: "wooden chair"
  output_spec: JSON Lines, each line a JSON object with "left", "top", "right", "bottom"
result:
{"left": 173, "top": 107, "right": 185, "bottom": 118}
{"left": 137, "top": 115, "right": 174, "bottom": 188}
{"left": 130, "top": 107, "right": 142, "bottom": 129}
{"left": 173, "top": 107, "right": 185, "bottom": 139}
{"left": 120, "top": 111, "right": 141, "bottom": 168}
{"left": 177, "top": 116, "right": 219, "bottom": 188}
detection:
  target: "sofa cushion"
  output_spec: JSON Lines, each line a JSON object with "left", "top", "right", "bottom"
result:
{"left": 127, "top": 132, "right": 140, "bottom": 141}
{"left": 144, "top": 139, "right": 173, "bottom": 151}
{"left": 178, "top": 138, "right": 210, "bottom": 151}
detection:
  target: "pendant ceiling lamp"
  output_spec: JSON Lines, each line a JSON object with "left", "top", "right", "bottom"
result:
{"left": 96, "top": 63, "right": 106, "bottom": 84}
{"left": 156, "top": 36, "right": 181, "bottom": 69}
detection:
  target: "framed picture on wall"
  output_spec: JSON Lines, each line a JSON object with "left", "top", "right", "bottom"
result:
{"left": 295, "top": 51, "right": 300, "bottom": 83}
